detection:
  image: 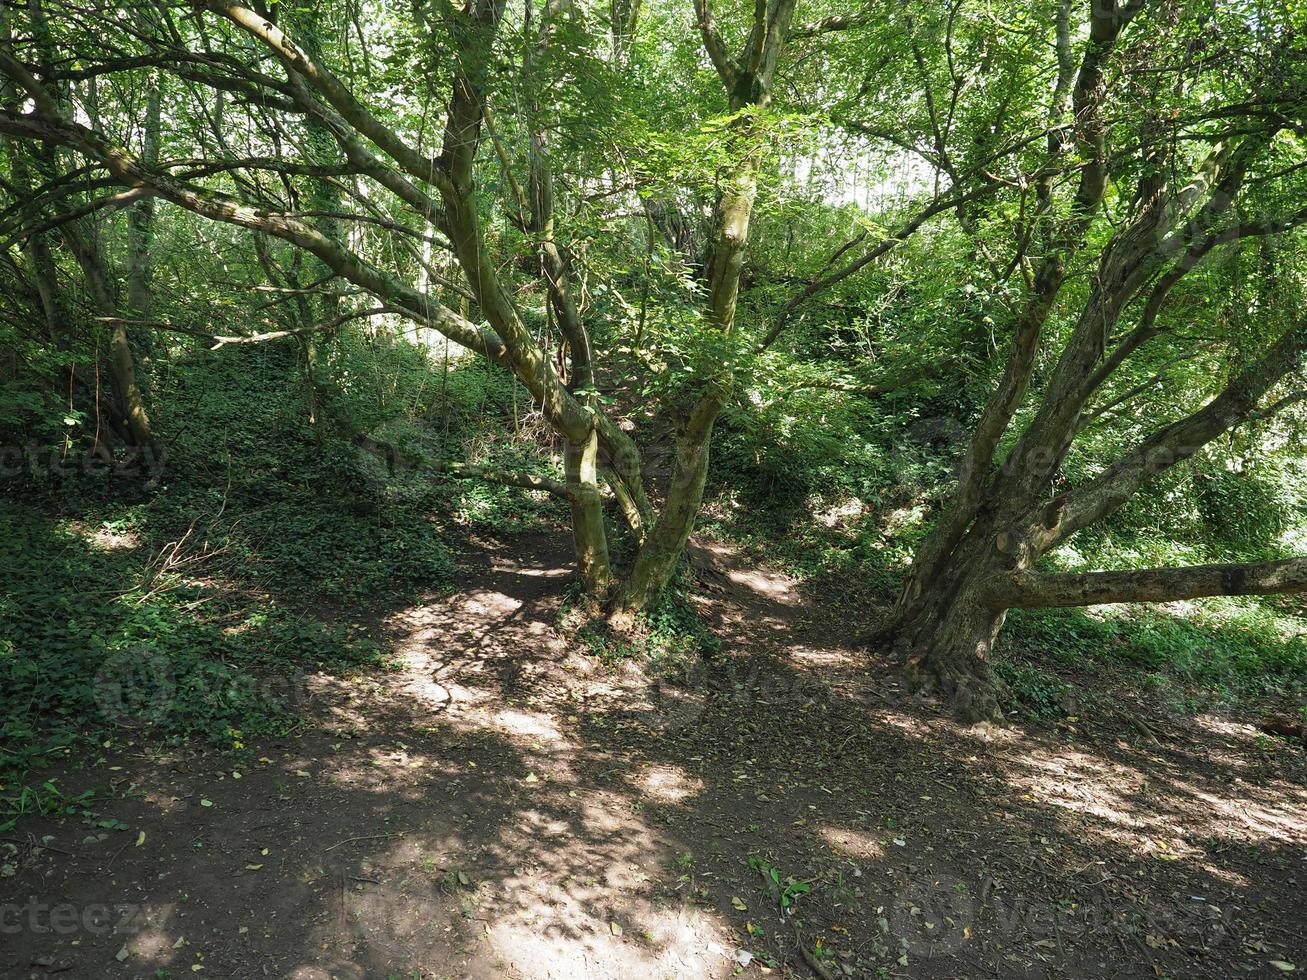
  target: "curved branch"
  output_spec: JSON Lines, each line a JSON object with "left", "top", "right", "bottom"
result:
{"left": 200, "top": 2, "right": 452, "bottom": 196}
{"left": 693, "top": 0, "right": 737, "bottom": 88}
{"left": 1051, "top": 316, "right": 1307, "bottom": 547}
{"left": 0, "top": 110, "right": 505, "bottom": 364}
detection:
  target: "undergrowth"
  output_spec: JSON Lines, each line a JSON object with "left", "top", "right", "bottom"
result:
{"left": 561, "top": 578, "right": 722, "bottom": 682}
{"left": 0, "top": 342, "right": 548, "bottom": 827}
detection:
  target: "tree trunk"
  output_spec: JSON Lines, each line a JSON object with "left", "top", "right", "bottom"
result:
{"left": 125, "top": 73, "right": 160, "bottom": 318}
{"left": 610, "top": 404, "right": 717, "bottom": 623}
{"left": 564, "top": 426, "right": 615, "bottom": 600}
{"left": 65, "top": 227, "right": 155, "bottom": 450}
{"left": 891, "top": 517, "right": 1019, "bottom": 723}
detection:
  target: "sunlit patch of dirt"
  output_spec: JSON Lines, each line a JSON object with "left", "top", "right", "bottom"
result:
{"left": 635, "top": 765, "right": 704, "bottom": 803}
{"left": 819, "top": 825, "right": 886, "bottom": 861}
{"left": 65, "top": 518, "right": 142, "bottom": 551}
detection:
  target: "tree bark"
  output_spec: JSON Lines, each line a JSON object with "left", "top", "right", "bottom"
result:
{"left": 611, "top": 402, "right": 717, "bottom": 622}
{"left": 564, "top": 427, "right": 616, "bottom": 599}
{"left": 987, "top": 558, "right": 1307, "bottom": 609}
{"left": 63, "top": 224, "right": 155, "bottom": 451}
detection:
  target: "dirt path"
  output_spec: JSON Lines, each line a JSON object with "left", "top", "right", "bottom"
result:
{"left": 4, "top": 533, "right": 1306, "bottom": 978}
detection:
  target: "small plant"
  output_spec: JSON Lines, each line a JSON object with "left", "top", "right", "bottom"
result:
{"left": 992, "top": 659, "right": 1071, "bottom": 719}
{"left": 564, "top": 582, "right": 721, "bottom": 679}
{"left": 439, "top": 868, "right": 472, "bottom": 893}
{"left": 748, "top": 856, "right": 813, "bottom": 912}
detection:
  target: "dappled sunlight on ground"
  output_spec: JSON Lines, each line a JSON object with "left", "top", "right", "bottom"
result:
{"left": 5, "top": 530, "right": 1305, "bottom": 978}
{"left": 65, "top": 518, "right": 143, "bottom": 552}
{"left": 819, "top": 825, "right": 886, "bottom": 861}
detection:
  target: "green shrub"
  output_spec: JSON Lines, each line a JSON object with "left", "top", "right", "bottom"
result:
{"left": 1195, "top": 465, "right": 1292, "bottom": 558}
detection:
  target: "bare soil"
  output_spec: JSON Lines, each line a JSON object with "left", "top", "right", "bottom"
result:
{"left": 3, "top": 531, "right": 1305, "bottom": 979}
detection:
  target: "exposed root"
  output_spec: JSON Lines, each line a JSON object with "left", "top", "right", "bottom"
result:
{"left": 905, "top": 649, "right": 1006, "bottom": 724}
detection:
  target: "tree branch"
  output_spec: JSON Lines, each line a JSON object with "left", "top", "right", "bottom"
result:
{"left": 986, "top": 557, "right": 1307, "bottom": 609}
{"left": 433, "top": 461, "right": 574, "bottom": 500}
{"left": 1051, "top": 316, "right": 1307, "bottom": 547}
{"left": 790, "top": 8, "right": 872, "bottom": 40}
{"left": 693, "top": 0, "right": 737, "bottom": 88}
{"left": 201, "top": 2, "right": 453, "bottom": 196}
{"left": 96, "top": 306, "right": 391, "bottom": 347}
{"left": 758, "top": 185, "right": 994, "bottom": 350}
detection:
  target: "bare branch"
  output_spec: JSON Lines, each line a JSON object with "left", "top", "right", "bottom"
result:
{"left": 986, "top": 557, "right": 1307, "bottom": 610}
{"left": 759, "top": 185, "right": 996, "bottom": 350}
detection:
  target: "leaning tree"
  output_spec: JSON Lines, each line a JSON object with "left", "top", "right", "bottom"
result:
{"left": 874, "top": 0, "right": 1307, "bottom": 720}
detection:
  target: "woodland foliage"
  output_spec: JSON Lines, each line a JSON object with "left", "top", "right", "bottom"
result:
{"left": 0, "top": 0, "right": 1305, "bottom": 731}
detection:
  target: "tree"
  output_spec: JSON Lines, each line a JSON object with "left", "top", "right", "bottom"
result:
{"left": 1, "top": 0, "right": 155, "bottom": 454}
{"left": 4, "top": 0, "right": 1303, "bottom": 701}
{"left": 879, "top": 0, "right": 1307, "bottom": 720}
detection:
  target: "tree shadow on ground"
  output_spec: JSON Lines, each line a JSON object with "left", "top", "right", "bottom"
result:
{"left": 3, "top": 530, "right": 1305, "bottom": 979}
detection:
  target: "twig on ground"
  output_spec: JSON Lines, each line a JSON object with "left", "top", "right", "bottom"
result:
{"left": 325, "top": 832, "right": 399, "bottom": 851}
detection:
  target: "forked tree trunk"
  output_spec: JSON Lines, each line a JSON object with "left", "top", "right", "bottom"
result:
{"left": 897, "top": 508, "right": 1307, "bottom": 723}
{"left": 66, "top": 227, "right": 155, "bottom": 451}
{"left": 0, "top": 0, "right": 790, "bottom": 627}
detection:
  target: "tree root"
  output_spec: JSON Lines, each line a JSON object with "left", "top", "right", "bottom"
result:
{"left": 905, "top": 651, "right": 1006, "bottom": 724}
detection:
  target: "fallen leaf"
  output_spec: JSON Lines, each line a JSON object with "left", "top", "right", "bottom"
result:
{"left": 731, "top": 896, "right": 747, "bottom": 911}
{"left": 135, "top": 831, "right": 146, "bottom": 847}
{"left": 1270, "top": 962, "right": 1297, "bottom": 973}
{"left": 199, "top": 799, "right": 214, "bottom": 808}
{"left": 610, "top": 921, "right": 623, "bottom": 936}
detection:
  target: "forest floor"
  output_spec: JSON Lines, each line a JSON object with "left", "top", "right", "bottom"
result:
{"left": 3, "top": 530, "right": 1306, "bottom": 980}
